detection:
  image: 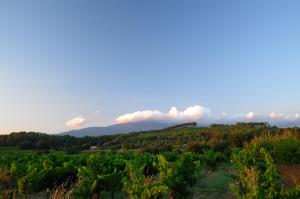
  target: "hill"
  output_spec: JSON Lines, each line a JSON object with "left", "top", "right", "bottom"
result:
{"left": 60, "top": 121, "right": 171, "bottom": 137}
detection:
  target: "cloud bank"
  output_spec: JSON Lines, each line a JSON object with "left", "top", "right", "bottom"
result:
{"left": 115, "top": 105, "right": 300, "bottom": 127}
{"left": 65, "top": 116, "right": 86, "bottom": 128}
{"left": 115, "top": 105, "right": 211, "bottom": 124}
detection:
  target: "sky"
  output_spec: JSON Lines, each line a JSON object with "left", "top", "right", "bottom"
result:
{"left": 1, "top": 0, "right": 300, "bottom": 134}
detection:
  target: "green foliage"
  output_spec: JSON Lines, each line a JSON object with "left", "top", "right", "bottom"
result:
{"left": 246, "top": 135, "right": 300, "bottom": 164}
{"left": 231, "top": 147, "right": 300, "bottom": 199}
{"left": 18, "top": 166, "right": 76, "bottom": 195}
{"left": 124, "top": 156, "right": 169, "bottom": 199}
{"left": 75, "top": 153, "right": 125, "bottom": 198}
{"left": 164, "top": 153, "right": 201, "bottom": 198}
{"left": 0, "top": 150, "right": 203, "bottom": 198}
{"left": 272, "top": 138, "right": 300, "bottom": 164}
{"left": 211, "top": 141, "right": 230, "bottom": 155}
{"left": 0, "top": 123, "right": 299, "bottom": 198}
{"left": 200, "top": 150, "right": 226, "bottom": 170}
{"left": 124, "top": 153, "right": 201, "bottom": 199}
{"left": 0, "top": 151, "right": 82, "bottom": 196}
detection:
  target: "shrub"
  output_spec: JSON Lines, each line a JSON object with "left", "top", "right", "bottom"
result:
{"left": 211, "top": 141, "right": 231, "bottom": 157}
{"left": 200, "top": 150, "right": 225, "bottom": 170}
{"left": 231, "top": 147, "right": 300, "bottom": 199}
{"left": 164, "top": 153, "right": 201, "bottom": 198}
{"left": 124, "top": 156, "right": 169, "bottom": 199}
{"left": 246, "top": 135, "right": 300, "bottom": 164}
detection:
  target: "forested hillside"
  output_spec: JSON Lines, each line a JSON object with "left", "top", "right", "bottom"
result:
{"left": 0, "top": 122, "right": 298, "bottom": 153}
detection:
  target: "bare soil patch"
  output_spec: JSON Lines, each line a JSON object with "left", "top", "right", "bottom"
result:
{"left": 277, "top": 164, "right": 300, "bottom": 187}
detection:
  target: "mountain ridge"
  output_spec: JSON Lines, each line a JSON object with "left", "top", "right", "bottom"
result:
{"left": 60, "top": 121, "right": 171, "bottom": 137}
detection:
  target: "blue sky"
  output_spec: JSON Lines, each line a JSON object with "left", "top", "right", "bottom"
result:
{"left": 1, "top": 0, "right": 300, "bottom": 133}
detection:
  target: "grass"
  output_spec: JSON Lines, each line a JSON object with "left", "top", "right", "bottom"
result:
{"left": 192, "top": 163, "right": 237, "bottom": 199}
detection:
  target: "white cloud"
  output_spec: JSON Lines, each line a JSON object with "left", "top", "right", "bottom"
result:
{"left": 114, "top": 105, "right": 300, "bottom": 127}
{"left": 268, "top": 112, "right": 300, "bottom": 121}
{"left": 216, "top": 111, "right": 258, "bottom": 124}
{"left": 266, "top": 112, "right": 300, "bottom": 127}
{"left": 115, "top": 110, "right": 162, "bottom": 123}
{"left": 115, "top": 105, "right": 211, "bottom": 124}
{"left": 283, "top": 113, "right": 300, "bottom": 120}
{"left": 65, "top": 116, "right": 86, "bottom": 128}
{"left": 269, "top": 112, "right": 283, "bottom": 119}
{"left": 245, "top": 112, "right": 255, "bottom": 119}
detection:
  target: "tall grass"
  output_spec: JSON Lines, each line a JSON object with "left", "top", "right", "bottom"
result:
{"left": 50, "top": 182, "right": 77, "bottom": 199}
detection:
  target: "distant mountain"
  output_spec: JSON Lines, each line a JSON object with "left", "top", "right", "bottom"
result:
{"left": 60, "top": 121, "right": 171, "bottom": 137}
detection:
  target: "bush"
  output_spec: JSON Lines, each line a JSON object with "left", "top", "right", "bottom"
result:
{"left": 164, "top": 153, "right": 201, "bottom": 198}
{"left": 124, "top": 156, "right": 169, "bottom": 199}
{"left": 211, "top": 141, "right": 230, "bottom": 157}
{"left": 231, "top": 147, "right": 300, "bottom": 199}
{"left": 272, "top": 138, "right": 300, "bottom": 164}
{"left": 200, "top": 150, "right": 225, "bottom": 170}
{"left": 246, "top": 135, "right": 300, "bottom": 164}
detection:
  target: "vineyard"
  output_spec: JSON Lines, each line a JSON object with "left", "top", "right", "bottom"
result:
{"left": 0, "top": 123, "right": 300, "bottom": 199}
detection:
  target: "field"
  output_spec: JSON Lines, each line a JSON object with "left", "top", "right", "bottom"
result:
{"left": 0, "top": 123, "right": 300, "bottom": 199}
